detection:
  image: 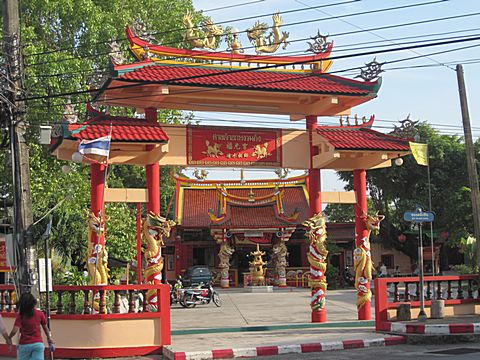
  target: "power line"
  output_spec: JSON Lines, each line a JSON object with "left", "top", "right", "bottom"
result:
{"left": 24, "top": 0, "right": 448, "bottom": 66}
{"left": 23, "top": 0, "right": 359, "bottom": 58}
{"left": 25, "top": 27, "right": 480, "bottom": 80}
{"left": 21, "top": 33, "right": 480, "bottom": 102}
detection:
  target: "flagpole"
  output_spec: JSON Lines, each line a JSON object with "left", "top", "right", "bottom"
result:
{"left": 93, "top": 123, "right": 113, "bottom": 288}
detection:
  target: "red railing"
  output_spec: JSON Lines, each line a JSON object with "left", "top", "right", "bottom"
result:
{"left": 374, "top": 275, "right": 480, "bottom": 331}
{"left": 0, "top": 284, "right": 170, "bottom": 341}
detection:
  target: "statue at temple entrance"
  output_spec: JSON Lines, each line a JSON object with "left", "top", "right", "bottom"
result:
{"left": 354, "top": 212, "right": 384, "bottom": 310}
{"left": 218, "top": 241, "right": 234, "bottom": 288}
{"left": 303, "top": 213, "right": 328, "bottom": 313}
{"left": 249, "top": 244, "right": 267, "bottom": 286}
{"left": 272, "top": 240, "right": 288, "bottom": 287}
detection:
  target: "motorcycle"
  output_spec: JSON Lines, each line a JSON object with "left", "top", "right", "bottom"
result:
{"left": 181, "top": 282, "right": 221, "bottom": 308}
{"left": 170, "top": 276, "right": 185, "bottom": 305}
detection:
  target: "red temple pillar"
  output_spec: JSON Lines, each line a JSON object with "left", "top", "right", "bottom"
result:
{"left": 353, "top": 169, "right": 371, "bottom": 320}
{"left": 306, "top": 115, "right": 325, "bottom": 323}
{"left": 89, "top": 163, "right": 107, "bottom": 284}
{"left": 136, "top": 203, "right": 142, "bottom": 284}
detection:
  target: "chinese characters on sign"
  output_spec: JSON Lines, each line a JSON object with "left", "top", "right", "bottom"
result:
{"left": 187, "top": 126, "right": 282, "bottom": 167}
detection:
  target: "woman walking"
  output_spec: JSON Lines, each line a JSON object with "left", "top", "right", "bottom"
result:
{"left": 9, "top": 293, "right": 54, "bottom": 360}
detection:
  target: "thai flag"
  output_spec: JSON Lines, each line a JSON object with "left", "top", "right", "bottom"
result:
{"left": 78, "top": 136, "right": 111, "bottom": 157}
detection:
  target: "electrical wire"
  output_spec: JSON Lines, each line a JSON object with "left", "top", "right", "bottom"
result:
{"left": 24, "top": 0, "right": 448, "bottom": 66}
{"left": 21, "top": 34, "right": 480, "bottom": 103}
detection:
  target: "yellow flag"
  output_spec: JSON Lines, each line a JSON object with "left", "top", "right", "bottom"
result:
{"left": 409, "top": 142, "right": 429, "bottom": 166}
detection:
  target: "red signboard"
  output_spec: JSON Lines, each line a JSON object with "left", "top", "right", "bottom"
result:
{"left": 187, "top": 126, "right": 282, "bottom": 167}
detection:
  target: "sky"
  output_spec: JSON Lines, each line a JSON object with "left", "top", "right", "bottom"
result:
{"left": 188, "top": 0, "right": 480, "bottom": 189}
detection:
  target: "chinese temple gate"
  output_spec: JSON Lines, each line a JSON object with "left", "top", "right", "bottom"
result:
{"left": 48, "top": 15, "right": 411, "bottom": 345}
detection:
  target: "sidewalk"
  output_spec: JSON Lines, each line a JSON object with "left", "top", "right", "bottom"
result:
{"left": 165, "top": 288, "right": 405, "bottom": 359}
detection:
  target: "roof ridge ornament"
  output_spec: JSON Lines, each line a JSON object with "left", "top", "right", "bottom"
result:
{"left": 247, "top": 12, "right": 290, "bottom": 54}
{"left": 391, "top": 114, "right": 420, "bottom": 138}
{"left": 306, "top": 30, "right": 331, "bottom": 54}
{"left": 63, "top": 97, "right": 78, "bottom": 124}
{"left": 108, "top": 40, "right": 127, "bottom": 65}
{"left": 131, "top": 19, "right": 157, "bottom": 44}
{"left": 355, "top": 57, "right": 385, "bottom": 81}
{"left": 183, "top": 11, "right": 224, "bottom": 50}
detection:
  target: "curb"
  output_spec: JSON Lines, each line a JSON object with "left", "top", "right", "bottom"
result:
{"left": 163, "top": 336, "right": 406, "bottom": 360}
{"left": 387, "top": 322, "right": 480, "bottom": 335}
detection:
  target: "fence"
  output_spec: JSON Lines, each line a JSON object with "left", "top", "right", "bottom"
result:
{"left": 374, "top": 275, "right": 480, "bottom": 331}
{"left": 0, "top": 283, "right": 170, "bottom": 358}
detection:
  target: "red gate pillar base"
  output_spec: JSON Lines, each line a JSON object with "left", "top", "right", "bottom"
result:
{"left": 311, "top": 310, "right": 326, "bottom": 323}
{"left": 358, "top": 302, "right": 371, "bottom": 320}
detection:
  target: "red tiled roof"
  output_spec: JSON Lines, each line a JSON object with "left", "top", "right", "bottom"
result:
{"left": 317, "top": 127, "right": 410, "bottom": 151}
{"left": 114, "top": 63, "right": 379, "bottom": 96}
{"left": 180, "top": 186, "right": 309, "bottom": 228}
{"left": 67, "top": 116, "right": 169, "bottom": 142}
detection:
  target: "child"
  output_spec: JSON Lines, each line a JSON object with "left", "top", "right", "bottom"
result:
{"left": 9, "top": 293, "right": 54, "bottom": 360}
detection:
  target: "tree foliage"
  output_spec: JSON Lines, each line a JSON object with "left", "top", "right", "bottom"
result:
{"left": 336, "top": 122, "right": 479, "bottom": 266}
{"left": 1, "top": 1, "right": 203, "bottom": 270}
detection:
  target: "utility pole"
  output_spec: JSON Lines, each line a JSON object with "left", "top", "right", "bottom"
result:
{"left": 456, "top": 64, "right": 480, "bottom": 269}
{"left": 3, "top": 0, "right": 36, "bottom": 295}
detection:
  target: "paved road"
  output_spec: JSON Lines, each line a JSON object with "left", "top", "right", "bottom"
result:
{"left": 258, "top": 343, "right": 480, "bottom": 359}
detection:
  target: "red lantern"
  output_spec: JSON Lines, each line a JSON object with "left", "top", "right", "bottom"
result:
{"left": 398, "top": 234, "right": 407, "bottom": 243}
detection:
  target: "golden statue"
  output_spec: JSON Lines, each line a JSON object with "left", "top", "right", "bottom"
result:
{"left": 247, "top": 12, "right": 290, "bottom": 54}
{"left": 249, "top": 244, "right": 267, "bottom": 286}
{"left": 143, "top": 212, "right": 176, "bottom": 307}
{"left": 303, "top": 213, "right": 328, "bottom": 311}
{"left": 354, "top": 212, "right": 384, "bottom": 309}
{"left": 86, "top": 211, "right": 109, "bottom": 286}
{"left": 183, "top": 11, "right": 224, "bottom": 50}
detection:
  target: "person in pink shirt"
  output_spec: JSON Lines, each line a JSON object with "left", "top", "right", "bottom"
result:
{"left": 8, "top": 293, "right": 54, "bottom": 360}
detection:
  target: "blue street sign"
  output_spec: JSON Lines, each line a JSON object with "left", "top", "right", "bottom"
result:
{"left": 404, "top": 210, "right": 435, "bottom": 223}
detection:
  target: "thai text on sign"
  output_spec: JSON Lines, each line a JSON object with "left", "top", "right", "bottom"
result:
{"left": 187, "top": 126, "right": 282, "bottom": 167}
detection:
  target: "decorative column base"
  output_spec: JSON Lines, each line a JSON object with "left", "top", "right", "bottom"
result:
{"left": 358, "top": 304, "right": 371, "bottom": 320}
{"left": 220, "top": 278, "right": 230, "bottom": 288}
{"left": 278, "top": 277, "right": 287, "bottom": 287}
{"left": 312, "top": 310, "right": 326, "bottom": 323}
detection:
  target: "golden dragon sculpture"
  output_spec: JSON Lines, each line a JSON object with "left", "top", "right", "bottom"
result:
{"left": 183, "top": 11, "right": 224, "bottom": 50}
{"left": 86, "top": 211, "right": 109, "bottom": 286}
{"left": 303, "top": 213, "right": 328, "bottom": 311}
{"left": 247, "top": 12, "right": 290, "bottom": 54}
{"left": 143, "top": 212, "right": 176, "bottom": 308}
{"left": 353, "top": 212, "right": 384, "bottom": 309}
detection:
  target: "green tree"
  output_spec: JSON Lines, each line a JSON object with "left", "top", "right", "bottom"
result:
{"left": 336, "top": 122, "right": 479, "bottom": 266}
{"left": 1, "top": 1, "right": 203, "bottom": 270}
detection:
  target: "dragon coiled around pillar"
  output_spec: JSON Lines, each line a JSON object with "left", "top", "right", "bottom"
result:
{"left": 86, "top": 211, "right": 109, "bottom": 286}
{"left": 272, "top": 241, "right": 288, "bottom": 284}
{"left": 218, "top": 241, "right": 234, "bottom": 284}
{"left": 143, "top": 212, "right": 176, "bottom": 307}
{"left": 303, "top": 213, "right": 328, "bottom": 311}
{"left": 354, "top": 212, "right": 384, "bottom": 309}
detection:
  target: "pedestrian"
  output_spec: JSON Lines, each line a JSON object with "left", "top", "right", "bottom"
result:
{"left": 394, "top": 265, "right": 401, "bottom": 277}
{"left": 8, "top": 292, "right": 55, "bottom": 359}
{"left": 379, "top": 262, "right": 388, "bottom": 277}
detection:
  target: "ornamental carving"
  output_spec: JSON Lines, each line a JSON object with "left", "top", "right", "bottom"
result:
{"left": 183, "top": 11, "right": 224, "bottom": 50}
{"left": 306, "top": 30, "right": 331, "bottom": 54}
{"left": 247, "top": 12, "right": 290, "bottom": 54}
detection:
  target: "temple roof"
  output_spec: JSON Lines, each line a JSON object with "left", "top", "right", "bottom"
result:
{"left": 316, "top": 127, "right": 410, "bottom": 151}
{"left": 176, "top": 176, "right": 309, "bottom": 228}
{"left": 111, "top": 62, "right": 379, "bottom": 96}
{"left": 67, "top": 115, "right": 169, "bottom": 142}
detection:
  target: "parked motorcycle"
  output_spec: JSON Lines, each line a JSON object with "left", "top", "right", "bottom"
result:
{"left": 181, "top": 282, "right": 221, "bottom": 308}
{"left": 170, "top": 276, "right": 185, "bottom": 305}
